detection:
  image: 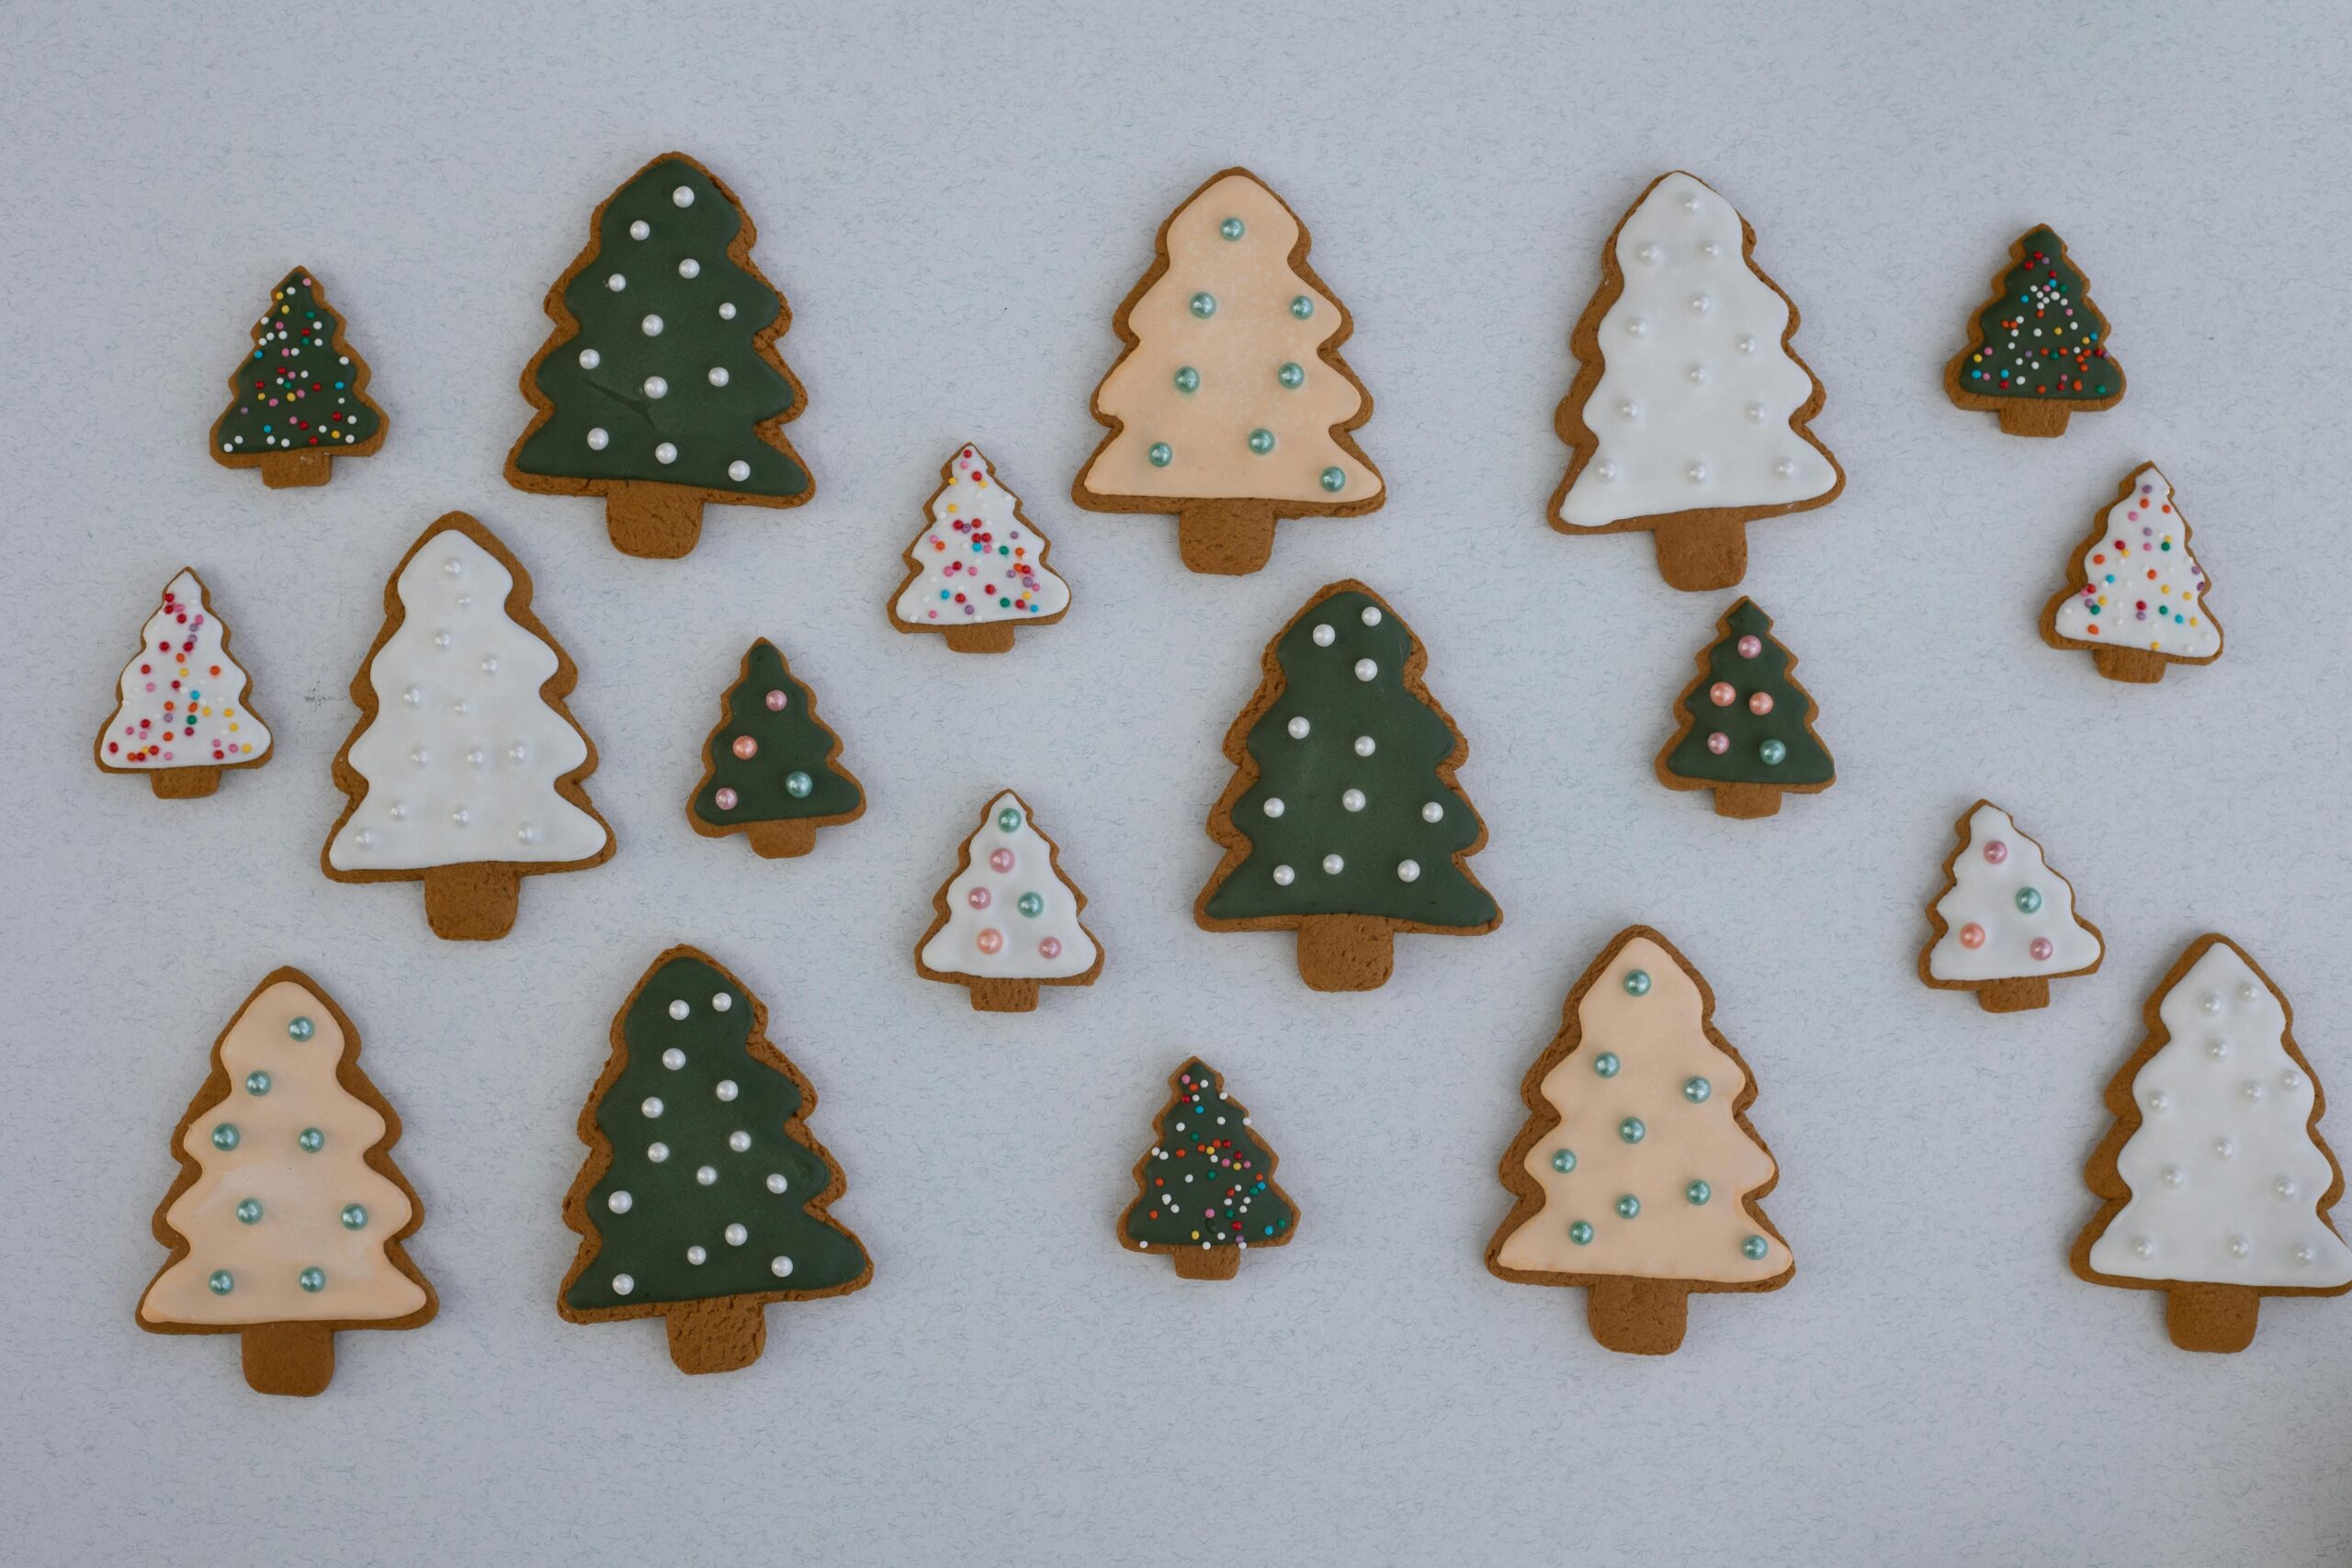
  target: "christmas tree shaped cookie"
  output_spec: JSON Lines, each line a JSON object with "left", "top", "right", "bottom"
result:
{"left": 1947, "top": 225, "right": 2123, "bottom": 436}
{"left": 560, "top": 947, "right": 870, "bottom": 1374}
{"left": 1551, "top": 172, "right": 1841, "bottom": 592}
{"left": 2042, "top": 462, "right": 2221, "bottom": 684}
{"left": 1119, "top": 1058, "right": 1296, "bottom": 1280}
{"left": 1198, "top": 580, "right": 1498, "bottom": 991}
{"left": 137, "top": 970, "right": 434, "bottom": 1394}
{"left": 1919, "top": 800, "right": 2103, "bottom": 1013}
{"left": 209, "top": 268, "right": 386, "bottom": 488}
{"left": 2074, "top": 935, "right": 2352, "bottom": 1351}
{"left": 915, "top": 792, "right": 1102, "bottom": 1012}
{"left": 1488, "top": 928, "right": 1792, "bottom": 1355}
{"left": 1073, "top": 167, "right": 1382, "bottom": 575}
{"left": 1657, "top": 598, "right": 1833, "bottom": 819}
{"left": 95, "top": 569, "right": 271, "bottom": 798}
{"left": 323, "top": 513, "right": 615, "bottom": 941}
{"left": 508, "top": 152, "right": 810, "bottom": 558}
{"left": 688, "top": 639, "right": 863, "bottom": 860}
{"left": 889, "top": 444, "right": 1070, "bottom": 652}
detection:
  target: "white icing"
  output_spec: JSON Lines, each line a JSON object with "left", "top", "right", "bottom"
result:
{"left": 2052, "top": 465, "right": 2220, "bottom": 658}
{"left": 893, "top": 445, "right": 1070, "bottom": 626}
{"left": 1927, "top": 804, "right": 2101, "bottom": 982}
{"left": 100, "top": 570, "right": 269, "bottom": 770}
{"left": 920, "top": 792, "right": 1096, "bottom": 979}
{"left": 2089, "top": 942, "right": 2352, "bottom": 1288}
{"left": 1556, "top": 173, "right": 1835, "bottom": 528}
{"left": 327, "top": 531, "right": 608, "bottom": 871}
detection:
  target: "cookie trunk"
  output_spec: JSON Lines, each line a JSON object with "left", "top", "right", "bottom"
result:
{"left": 1975, "top": 976, "right": 2050, "bottom": 1012}
{"left": 1295, "top": 915, "right": 1394, "bottom": 991}
{"left": 242, "top": 1322, "right": 335, "bottom": 1395}
{"left": 2091, "top": 645, "right": 2168, "bottom": 684}
{"left": 746, "top": 818, "right": 818, "bottom": 859}
{"left": 1996, "top": 402, "right": 2070, "bottom": 438}
{"left": 967, "top": 976, "right": 1041, "bottom": 1013}
{"left": 424, "top": 863, "right": 521, "bottom": 942}
{"left": 664, "top": 1297, "right": 768, "bottom": 1374}
{"left": 2164, "top": 1283, "right": 2261, "bottom": 1353}
{"left": 943, "top": 622, "right": 1016, "bottom": 654}
{"left": 605, "top": 482, "right": 706, "bottom": 559}
{"left": 260, "top": 449, "right": 333, "bottom": 488}
{"left": 1652, "top": 515, "right": 1747, "bottom": 592}
{"left": 1586, "top": 1277, "right": 1690, "bottom": 1356}
{"left": 1170, "top": 1247, "right": 1241, "bottom": 1280}
{"left": 1178, "top": 501, "right": 1278, "bottom": 575}
{"left": 150, "top": 764, "right": 223, "bottom": 799}
{"left": 1711, "top": 783, "right": 1781, "bottom": 819}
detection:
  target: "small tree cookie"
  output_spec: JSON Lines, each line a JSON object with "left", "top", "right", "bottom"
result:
{"left": 209, "top": 268, "right": 386, "bottom": 489}
{"left": 1073, "top": 167, "right": 1382, "bottom": 575}
{"left": 1657, "top": 598, "right": 1833, "bottom": 819}
{"left": 560, "top": 947, "right": 871, "bottom": 1374}
{"left": 137, "top": 969, "right": 434, "bottom": 1395}
{"left": 2074, "top": 935, "right": 2352, "bottom": 1351}
{"left": 322, "top": 513, "right": 615, "bottom": 940}
{"left": 890, "top": 443, "right": 1069, "bottom": 652}
{"left": 1550, "top": 172, "right": 1842, "bottom": 591}
{"left": 1197, "top": 580, "right": 1499, "bottom": 991}
{"left": 688, "top": 639, "right": 864, "bottom": 860}
{"left": 1119, "top": 1058, "right": 1297, "bottom": 1280}
{"left": 95, "top": 569, "right": 271, "bottom": 798}
{"left": 507, "top": 152, "right": 811, "bottom": 558}
{"left": 2042, "top": 462, "right": 2221, "bottom": 684}
{"left": 1488, "top": 928, "right": 1793, "bottom": 1355}
{"left": 1946, "top": 225, "right": 2123, "bottom": 437}
{"left": 915, "top": 790, "right": 1102, "bottom": 1012}
{"left": 1918, "top": 800, "right": 2103, "bottom": 1013}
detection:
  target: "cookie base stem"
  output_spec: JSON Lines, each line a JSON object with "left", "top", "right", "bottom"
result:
{"left": 746, "top": 819, "right": 817, "bottom": 859}
{"left": 1996, "top": 402, "right": 2071, "bottom": 438}
{"left": 1652, "top": 515, "right": 1747, "bottom": 592}
{"left": 665, "top": 1296, "right": 768, "bottom": 1374}
{"left": 967, "top": 977, "right": 1041, "bottom": 1013}
{"left": 605, "top": 481, "right": 706, "bottom": 559}
{"left": 2165, "top": 1282, "right": 2260, "bottom": 1353}
{"left": 1587, "top": 1277, "right": 1690, "bottom": 1355}
{"left": 1975, "top": 976, "right": 2050, "bottom": 1012}
{"left": 423, "top": 863, "right": 521, "bottom": 942}
{"left": 260, "top": 449, "right": 332, "bottom": 488}
{"left": 943, "top": 622, "right": 1017, "bottom": 654}
{"left": 1295, "top": 915, "right": 1394, "bottom": 991}
{"left": 1170, "top": 1247, "right": 1241, "bottom": 1280}
{"left": 150, "top": 765, "right": 223, "bottom": 799}
{"left": 242, "top": 1322, "right": 334, "bottom": 1395}
{"left": 1711, "top": 783, "right": 1782, "bottom": 819}
{"left": 2091, "top": 645, "right": 2168, "bottom": 684}
{"left": 1178, "top": 501, "right": 1278, "bottom": 576}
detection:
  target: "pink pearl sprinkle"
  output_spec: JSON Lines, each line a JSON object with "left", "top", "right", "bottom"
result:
{"left": 967, "top": 887, "right": 992, "bottom": 910}
{"left": 2030, "top": 937, "right": 2054, "bottom": 962}
{"left": 976, "top": 928, "right": 1003, "bottom": 955}
{"left": 715, "top": 787, "right": 738, "bottom": 810}
{"left": 764, "top": 689, "right": 787, "bottom": 711}
{"left": 1708, "top": 682, "right": 1736, "bottom": 707}
{"left": 989, "top": 848, "right": 1015, "bottom": 873}
{"left": 1747, "top": 692, "right": 1773, "bottom": 716}
{"left": 1983, "top": 840, "right": 2008, "bottom": 864}
{"left": 1038, "top": 937, "right": 1062, "bottom": 960}
{"left": 731, "top": 736, "right": 758, "bottom": 760}
{"left": 1959, "top": 923, "right": 1986, "bottom": 950}
{"left": 1706, "top": 731, "right": 1729, "bottom": 755}
{"left": 1736, "top": 636, "right": 1761, "bottom": 659}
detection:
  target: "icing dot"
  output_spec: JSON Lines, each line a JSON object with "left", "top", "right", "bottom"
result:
{"left": 1683, "top": 1077, "right": 1712, "bottom": 1103}
{"left": 1272, "top": 864, "right": 1295, "bottom": 886}
{"left": 1189, "top": 291, "right": 1216, "bottom": 318}
{"left": 766, "top": 1173, "right": 789, "bottom": 1194}
{"left": 1311, "top": 623, "right": 1335, "bottom": 647}
{"left": 1287, "top": 716, "right": 1311, "bottom": 739}
{"left": 770, "top": 1257, "right": 795, "bottom": 1278}
{"left": 1173, "top": 367, "right": 1199, "bottom": 393}
{"left": 729, "top": 460, "right": 751, "bottom": 481}
{"left": 1148, "top": 443, "right": 1172, "bottom": 468}
{"left": 1396, "top": 859, "right": 1419, "bottom": 883}
{"left": 628, "top": 220, "right": 650, "bottom": 240}
{"left": 1262, "top": 797, "right": 1285, "bottom": 819}
{"left": 641, "top": 313, "right": 664, "bottom": 337}
{"left": 612, "top": 1274, "right": 635, "bottom": 1295}
{"left": 1341, "top": 789, "right": 1366, "bottom": 812}
{"left": 655, "top": 442, "right": 678, "bottom": 464}
{"left": 1569, "top": 1222, "right": 1594, "bottom": 1245}
{"left": 1618, "top": 1117, "right": 1646, "bottom": 1144}
{"left": 1742, "top": 1235, "right": 1770, "bottom": 1261}
{"left": 1592, "top": 1052, "right": 1620, "bottom": 1078}
{"left": 1623, "top": 970, "right": 1651, "bottom": 997}
{"left": 288, "top": 1017, "right": 315, "bottom": 1043}
{"left": 1958, "top": 923, "right": 1986, "bottom": 950}
{"left": 578, "top": 348, "right": 601, "bottom": 369}
{"left": 1353, "top": 658, "right": 1377, "bottom": 682}
{"left": 1616, "top": 1195, "right": 1642, "bottom": 1219}
{"left": 1552, "top": 1149, "right": 1577, "bottom": 1173}
{"left": 672, "top": 185, "right": 695, "bottom": 207}
{"left": 1687, "top": 1180, "right": 1712, "bottom": 1205}
{"left": 1321, "top": 854, "right": 1345, "bottom": 874}
{"left": 606, "top": 1190, "right": 633, "bottom": 1214}
{"left": 669, "top": 998, "right": 691, "bottom": 1021}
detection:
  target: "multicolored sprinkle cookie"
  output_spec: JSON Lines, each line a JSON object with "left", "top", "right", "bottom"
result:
{"left": 95, "top": 569, "right": 272, "bottom": 799}
{"left": 889, "top": 444, "right": 1070, "bottom": 652}
{"left": 1946, "top": 225, "right": 2123, "bottom": 436}
{"left": 209, "top": 268, "right": 386, "bottom": 489}
{"left": 2041, "top": 462, "right": 2221, "bottom": 684}
{"left": 1120, "top": 1058, "right": 1297, "bottom": 1280}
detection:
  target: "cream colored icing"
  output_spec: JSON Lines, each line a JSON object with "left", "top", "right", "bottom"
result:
{"left": 1081, "top": 172, "right": 1379, "bottom": 504}
{"left": 141, "top": 979, "right": 426, "bottom": 1325}
{"left": 921, "top": 791, "right": 1097, "bottom": 980}
{"left": 1926, "top": 803, "right": 2101, "bottom": 983}
{"left": 893, "top": 444, "right": 1069, "bottom": 626}
{"left": 2052, "top": 465, "right": 2220, "bottom": 658}
{"left": 1495, "top": 936, "right": 1789, "bottom": 1282}
{"left": 100, "top": 570, "right": 269, "bottom": 770}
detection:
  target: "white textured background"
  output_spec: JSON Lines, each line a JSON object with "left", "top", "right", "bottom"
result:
{"left": 3, "top": 3, "right": 2347, "bottom": 1563}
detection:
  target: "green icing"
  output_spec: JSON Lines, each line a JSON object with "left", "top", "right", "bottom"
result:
{"left": 691, "top": 640, "right": 861, "bottom": 828}
{"left": 1663, "top": 599, "right": 1833, "bottom": 787}
{"left": 1960, "top": 226, "right": 2120, "bottom": 400}
{"left": 515, "top": 157, "right": 807, "bottom": 497}
{"left": 1204, "top": 588, "right": 1496, "bottom": 929}
{"left": 1123, "top": 1059, "right": 1294, "bottom": 1249}
{"left": 212, "top": 269, "right": 379, "bottom": 457}
{"left": 564, "top": 953, "right": 867, "bottom": 1309}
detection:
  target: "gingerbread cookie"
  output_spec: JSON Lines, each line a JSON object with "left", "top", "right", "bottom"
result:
{"left": 2042, "top": 462, "right": 2220, "bottom": 684}
{"left": 889, "top": 443, "right": 1069, "bottom": 652}
{"left": 322, "top": 512, "right": 615, "bottom": 941}
{"left": 210, "top": 268, "right": 386, "bottom": 488}
{"left": 96, "top": 569, "right": 271, "bottom": 798}
{"left": 1073, "top": 167, "right": 1382, "bottom": 575}
{"left": 915, "top": 791, "right": 1101, "bottom": 1012}
{"left": 1656, "top": 598, "right": 1832, "bottom": 819}
{"left": 1487, "top": 928, "right": 1793, "bottom": 1355}
{"left": 1946, "top": 225, "right": 2123, "bottom": 436}
{"left": 1197, "top": 580, "right": 1498, "bottom": 991}
{"left": 560, "top": 947, "right": 871, "bottom": 1374}
{"left": 137, "top": 969, "right": 434, "bottom": 1394}
{"left": 688, "top": 639, "right": 863, "bottom": 859}
{"left": 2073, "top": 935, "right": 2352, "bottom": 1351}
{"left": 1119, "top": 1059, "right": 1295, "bottom": 1280}
{"left": 1550, "top": 172, "right": 1841, "bottom": 592}
{"left": 508, "top": 152, "right": 810, "bottom": 558}
{"left": 1918, "top": 800, "right": 2102, "bottom": 1012}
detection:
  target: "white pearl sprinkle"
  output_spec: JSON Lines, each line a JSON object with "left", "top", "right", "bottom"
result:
{"left": 669, "top": 999, "right": 690, "bottom": 1020}
{"left": 607, "top": 1190, "right": 633, "bottom": 1213}
{"left": 2229, "top": 1235, "right": 2251, "bottom": 1258}
{"left": 725, "top": 1224, "right": 747, "bottom": 1246}
{"left": 466, "top": 748, "right": 487, "bottom": 768}
{"left": 508, "top": 742, "right": 529, "bottom": 763}
{"left": 2243, "top": 1079, "right": 2265, "bottom": 1101}
{"left": 1625, "top": 317, "right": 1649, "bottom": 337}
{"left": 2208, "top": 1038, "right": 2229, "bottom": 1061}
{"left": 1687, "top": 363, "right": 1708, "bottom": 384}
{"left": 1322, "top": 854, "right": 1344, "bottom": 874}
{"left": 707, "top": 366, "right": 729, "bottom": 387}
{"left": 2213, "top": 1136, "right": 2236, "bottom": 1159}
{"left": 409, "top": 746, "right": 429, "bottom": 766}
{"left": 1636, "top": 243, "right": 1660, "bottom": 264}
{"left": 643, "top": 375, "right": 668, "bottom": 399}
{"left": 662, "top": 1048, "right": 685, "bottom": 1070}
{"left": 2146, "top": 1090, "right": 2170, "bottom": 1111}
{"left": 673, "top": 185, "right": 695, "bottom": 207}
{"left": 1421, "top": 801, "right": 1443, "bottom": 823}
{"left": 655, "top": 442, "right": 678, "bottom": 464}
{"left": 1686, "top": 461, "right": 1709, "bottom": 484}
{"left": 729, "top": 1131, "right": 751, "bottom": 1153}
{"left": 678, "top": 258, "right": 701, "bottom": 278}
{"left": 1286, "top": 716, "right": 1311, "bottom": 739}
{"left": 2161, "top": 1166, "right": 2185, "bottom": 1188}
{"left": 1736, "top": 334, "right": 1757, "bottom": 354}
{"left": 1746, "top": 403, "right": 1766, "bottom": 422}
{"left": 628, "top": 220, "right": 650, "bottom": 241}
{"left": 770, "top": 1256, "right": 794, "bottom": 1278}
{"left": 1396, "top": 859, "right": 1420, "bottom": 883}
{"left": 2240, "top": 982, "right": 2259, "bottom": 1002}
{"left": 1360, "top": 606, "right": 1382, "bottom": 626}
{"left": 716, "top": 1079, "right": 738, "bottom": 1101}
{"left": 585, "top": 426, "right": 608, "bottom": 453}
{"left": 728, "top": 460, "right": 751, "bottom": 481}
{"left": 641, "top": 314, "right": 664, "bottom": 337}
{"left": 640, "top": 1097, "right": 663, "bottom": 1118}
{"left": 1689, "top": 293, "right": 1713, "bottom": 314}
{"left": 719, "top": 302, "right": 737, "bottom": 320}
{"left": 354, "top": 829, "right": 376, "bottom": 848}
{"left": 514, "top": 824, "right": 536, "bottom": 846}
{"left": 388, "top": 803, "right": 407, "bottom": 820}
{"left": 1679, "top": 191, "right": 1700, "bottom": 211}
{"left": 2132, "top": 1236, "right": 2154, "bottom": 1259}
{"left": 2201, "top": 993, "right": 2222, "bottom": 1014}
{"left": 2295, "top": 1243, "right": 2318, "bottom": 1264}
{"left": 695, "top": 1166, "right": 718, "bottom": 1186}
{"left": 1312, "top": 623, "right": 1335, "bottom": 647}
{"left": 448, "top": 807, "right": 470, "bottom": 828}
{"left": 647, "top": 1143, "right": 669, "bottom": 1162}
{"left": 401, "top": 685, "right": 423, "bottom": 706}
{"left": 2276, "top": 1177, "right": 2299, "bottom": 1200}
{"left": 612, "top": 1273, "right": 634, "bottom": 1294}
{"left": 765, "top": 1173, "right": 788, "bottom": 1194}
{"left": 686, "top": 1246, "right": 707, "bottom": 1265}
{"left": 1701, "top": 241, "right": 1721, "bottom": 257}
{"left": 605, "top": 273, "right": 626, "bottom": 292}
{"left": 1341, "top": 788, "right": 1365, "bottom": 812}
{"left": 1354, "top": 735, "right": 1375, "bottom": 757}
{"left": 1272, "top": 864, "right": 1295, "bottom": 886}
{"left": 578, "top": 348, "right": 601, "bottom": 369}
{"left": 1353, "top": 658, "right": 1377, "bottom": 682}
{"left": 1262, "top": 797, "right": 1285, "bottom": 818}
{"left": 433, "top": 631, "right": 451, "bottom": 649}
{"left": 712, "top": 993, "right": 731, "bottom": 1012}
{"left": 1594, "top": 460, "right": 1618, "bottom": 481}
{"left": 2283, "top": 1069, "right": 2304, "bottom": 1090}
{"left": 1617, "top": 399, "right": 1641, "bottom": 421}
{"left": 1775, "top": 457, "right": 1798, "bottom": 479}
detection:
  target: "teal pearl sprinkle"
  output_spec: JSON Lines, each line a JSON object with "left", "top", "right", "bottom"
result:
{"left": 785, "top": 772, "right": 813, "bottom": 799}
{"left": 211, "top": 1124, "right": 240, "bottom": 1151}
{"left": 1742, "top": 1235, "right": 1770, "bottom": 1261}
{"left": 1569, "top": 1221, "right": 1594, "bottom": 1245}
{"left": 1189, "top": 291, "right": 1216, "bottom": 318}
{"left": 2015, "top": 886, "right": 2043, "bottom": 914}
{"left": 235, "top": 1199, "right": 264, "bottom": 1224}
{"left": 1615, "top": 1195, "right": 1641, "bottom": 1219}
{"left": 1173, "top": 367, "right": 1199, "bottom": 393}
{"left": 299, "top": 1128, "right": 324, "bottom": 1153}
{"left": 341, "top": 1205, "right": 368, "bottom": 1230}
{"left": 208, "top": 1270, "right": 233, "bottom": 1296}
{"left": 996, "top": 807, "right": 1023, "bottom": 833}
{"left": 1623, "top": 969, "right": 1652, "bottom": 996}
{"left": 1318, "top": 467, "right": 1345, "bottom": 492}
{"left": 1592, "top": 1052, "right": 1620, "bottom": 1078}
{"left": 1248, "top": 429, "right": 1274, "bottom": 455}
{"left": 1289, "top": 295, "right": 1314, "bottom": 319}
{"left": 298, "top": 1268, "right": 326, "bottom": 1293}
{"left": 1017, "top": 892, "right": 1045, "bottom": 918}
{"left": 244, "top": 1071, "right": 271, "bottom": 1096}
{"left": 1759, "top": 739, "right": 1788, "bottom": 766}
{"left": 1683, "top": 1077, "right": 1712, "bottom": 1103}
{"left": 287, "top": 1017, "right": 315, "bottom": 1042}
{"left": 1278, "top": 362, "right": 1304, "bottom": 389}
{"left": 1686, "top": 1180, "right": 1712, "bottom": 1205}
{"left": 1551, "top": 1148, "right": 1577, "bottom": 1173}
{"left": 1219, "top": 217, "right": 1245, "bottom": 240}
{"left": 1148, "top": 442, "right": 1172, "bottom": 468}
{"left": 1619, "top": 1117, "right": 1646, "bottom": 1144}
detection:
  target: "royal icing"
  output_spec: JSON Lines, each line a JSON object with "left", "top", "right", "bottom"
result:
{"left": 1201, "top": 583, "right": 1497, "bottom": 930}
{"left": 1123, "top": 1060, "right": 1295, "bottom": 1253}
{"left": 1494, "top": 936, "right": 1788, "bottom": 1283}
{"left": 327, "top": 527, "right": 608, "bottom": 872}
{"left": 2088, "top": 942, "right": 2352, "bottom": 1290}
{"left": 1080, "top": 171, "right": 1379, "bottom": 505}
{"left": 1926, "top": 803, "right": 2100, "bottom": 982}
{"left": 99, "top": 570, "right": 268, "bottom": 771}
{"left": 1956, "top": 226, "right": 2120, "bottom": 402}
{"left": 892, "top": 445, "right": 1069, "bottom": 626}
{"left": 2052, "top": 465, "right": 2218, "bottom": 658}
{"left": 212, "top": 270, "right": 381, "bottom": 460}
{"left": 141, "top": 978, "right": 426, "bottom": 1325}
{"left": 1658, "top": 598, "right": 1832, "bottom": 788}
{"left": 920, "top": 793, "right": 1098, "bottom": 979}
{"left": 566, "top": 952, "right": 868, "bottom": 1309}
{"left": 1556, "top": 173, "right": 1835, "bottom": 529}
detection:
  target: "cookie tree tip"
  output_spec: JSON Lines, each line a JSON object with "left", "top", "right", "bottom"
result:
{"left": 210, "top": 268, "right": 385, "bottom": 489}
